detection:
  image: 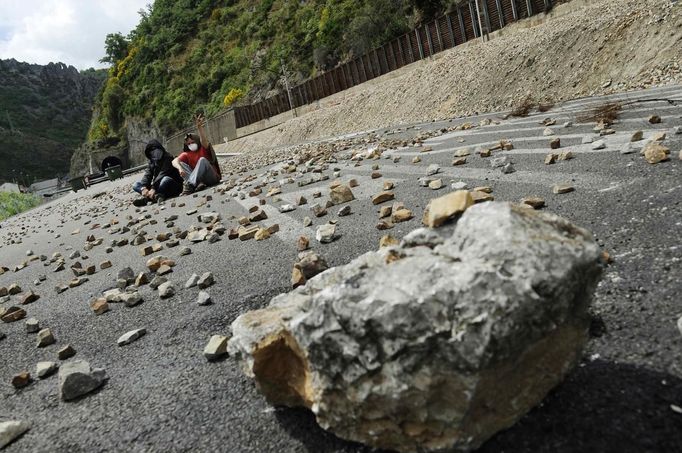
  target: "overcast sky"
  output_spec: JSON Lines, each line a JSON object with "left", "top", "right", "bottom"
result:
{"left": 0, "top": 0, "right": 150, "bottom": 70}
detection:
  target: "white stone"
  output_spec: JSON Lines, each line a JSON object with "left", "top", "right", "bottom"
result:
{"left": 204, "top": 335, "right": 229, "bottom": 361}
{"left": 0, "top": 421, "right": 30, "bottom": 449}
{"left": 36, "top": 361, "right": 58, "bottom": 379}
{"left": 316, "top": 224, "right": 337, "bottom": 244}
{"left": 117, "top": 328, "right": 147, "bottom": 346}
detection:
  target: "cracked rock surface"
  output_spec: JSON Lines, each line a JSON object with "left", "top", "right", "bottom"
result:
{"left": 229, "top": 202, "right": 603, "bottom": 452}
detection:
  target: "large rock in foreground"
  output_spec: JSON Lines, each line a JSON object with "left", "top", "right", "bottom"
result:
{"left": 228, "top": 203, "right": 603, "bottom": 452}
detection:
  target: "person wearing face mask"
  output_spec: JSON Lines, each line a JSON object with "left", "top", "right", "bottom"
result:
{"left": 132, "top": 140, "right": 183, "bottom": 206}
{"left": 172, "top": 113, "right": 222, "bottom": 195}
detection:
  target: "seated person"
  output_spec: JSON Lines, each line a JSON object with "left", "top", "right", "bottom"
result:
{"left": 132, "top": 140, "right": 183, "bottom": 206}
{"left": 172, "top": 114, "right": 222, "bottom": 195}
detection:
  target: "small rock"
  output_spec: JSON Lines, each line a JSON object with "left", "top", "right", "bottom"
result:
{"left": 316, "top": 224, "right": 337, "bottom": 244}
{"left": 630, "top": 131, "right": 643, "bottom": 142}
{"left": 549, "top": 138, "right": 561, "bottom": 149}
{"left": 90, "top": 298, "right": 109, "bottom": 316}
{"left": 428, "top": 179, "right": 444, "bottom": 190}
{"left": 545, "top": 153, "right": 558, "bottom": 165}
{"left": 543, "top": 127, "right": 554, "bottom": 136}
{"left": 36, "top": 361, "right": 58, "bottom": 378}
{"left": 423, "top": 191, "right": 474, "bottom": 228}
{"left": 297, "top": 236, "right": 310, "bottom": 251}
{"left": 648, "top": 114, "right": 661, "bottom": 124}
{"left": 197, "top": 291, "right": 212, "bottom": 306}
{"left": 204, "top": 335, "right": 229, "bottom": 361}
{"left": 591, "top": 140, "right": 606, "bottom": 150}
{"left": 57, "top": 344, "right": 76, "bottom": 360}
{"left": 120, "top": 292, "right": 143, "bottom": 307}
{"left": 279, "top": 204, "right": 296, "bottom": 213}
{"left": 36, "top": 328, "right": 55, "bottom": 347}
{"left": 135, "top": 272, "right": 150, "bottom": 286}
{"left": 291, "top": 265, "right": 306, "bottom": 288}
{"left": 303, "top": 217, "right": 313, "bottom": 227}
{"left": 255, "top": 228, "right": 271, "bottom": 241}
{"left": 372, "top": 191, "right": 395, "bottom": 205}
{"left": 117, "top": 328, "right": 146, "bottom": 346}
{"left": 179, "top": 247, "right": 192, "bottom": 256}
{"left": 337, "top": 205, "right": 351, "bottom": 217}
{"left": 25, "top": 318, "right": 40, "bottom": 333}
{"left": 185, "top": 273, "right": 199, "bottom": 289}
{"left": 521, "top": 197, "right": 546, "bottom": 209}
{"left": 58, "top": 360, "right": 106, "bottom": 401}
{"left": 149, "top": 276, "right": 167, "bottom": 290}
{"left": 11, "top": 371, "right": 31, "bottom": 389}
{"left": 0, "top": 420, "right": 30, "bottom": 449}
{"left": 329, "top": 185, "right": 355, "bottom": 205}
{"left": 451, "top": 181, "right": 468, "bottom": 190}
{"left": 558, "top": 151, "right": 574, "bottom": 161}
{"left": 426, "top": 164, "right": 440, "bottom": 176}
{"left": 197, "top": 272, "right": 214, "bottom": 289}
{"left": 117, "top": 267, "right": 135, "bottom": 282}
{"left": 156, "top": 264, "right": 173, "bottom": 276}
{"left": 501, "top": 163, "right": 516, "bottom": 174}
{"left": 553, "top": 184, "right": 575, "bottom": 194}
{"left": 643, "top": 142, "right": 670, "bottom": 164}
{"left": 158, "top": 281, "right": 175, "bottom": 298}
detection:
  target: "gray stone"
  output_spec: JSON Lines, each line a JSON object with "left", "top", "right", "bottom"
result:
{"left": 315, "top": 224, "right": 337, "bottom": 243}
{"left": 204, "top": 335, "right": 229, "bottom": 361}
{"left": 120, "top": 292, "right": 143, "bottom": 308}
{"left": 450, "top": 181, "right": 468, "bottom": 191}
{"left": 197, "top": 291, "right": 212, "bottom": 306}
{"left": 426, "top": 164, "right": 440, "bottom": 176}
{"left": 0, "top": 420, "right": 30, "bottom": 449}
{"left": 491, "top": 156, "right": 508, "bottom": 168}
{"left": 185, "top": 273, "right": 199, "bottom": 289}
{"left": 36, "top": 328, "right": 55, "bottom": 347}
{"left": 117, "top": 267, "right": 135, "bottom": 282}
{"left": 581, "top": 136, "right": 594, "bottom": 144}
{"left": 179, "top": 247, "right": 192, "bottom": 256}
{"left": 117, "top": 328, "right": 147, "bottom": 346}
{"left": 592, "top": 139, "right": 606, "bottom": 150}
{"left": 158, "top": 281, "right": 175, "bottom": 299}
{"left": 279, "top": 204, "right": 296, "bottom": 213}
{"left": 228, "top": 202, "right": 602, "bottom": 453}
{"left": 297, "top": 251, "right": 329, "bottom": 279}
{"left": 36, "top": 361, "right": 58, "bottom": 378}
{"left": 198, "top": 212, "right": 220, "bottom": 223}
{"left": 337, "top": 205, "right": 352, "bottom": 217}
{"left": 198, "top": 272, "right": 215, "bottom": 289}
{"left": 501, "top": 163, "right": 516, "bottom": 174}
{"left": 25, "top": 317, "right": 40, "bottom": 334}
{"left": 149, "top": 276, "right": 167, "bottom": 290}
{"left": 58, "top": 360, "right": 106, "bottom": 401}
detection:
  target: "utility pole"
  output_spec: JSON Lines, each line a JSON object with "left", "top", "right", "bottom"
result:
{"left": 280, "top": 59, "right": 297, "bottom": 117}
{"left": 474, "top": 0, "right": 488, "bottom": 42}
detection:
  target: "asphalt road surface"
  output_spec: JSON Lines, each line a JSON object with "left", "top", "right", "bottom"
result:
{"left": 1, "top": 85, "right": 681, "bottom": 452}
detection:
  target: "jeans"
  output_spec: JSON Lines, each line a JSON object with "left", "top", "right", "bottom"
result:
{"left": 179, "top": 158, "right": 220, "bottom": 187}
{"left": 133, "top": 177, "right": 182, "bottom": 198}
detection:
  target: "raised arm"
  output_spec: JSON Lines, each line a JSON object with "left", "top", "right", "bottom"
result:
{"left": 195, "top": 113, "right": 210, "bottom": 149}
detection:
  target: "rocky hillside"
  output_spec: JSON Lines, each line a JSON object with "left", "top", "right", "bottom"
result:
{"left": 0, "top": 59, "right": 105, "bottom": 183}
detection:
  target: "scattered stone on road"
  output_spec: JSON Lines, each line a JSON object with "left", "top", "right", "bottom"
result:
{"left": 643, "top": 142, "right": 670, "bottom": 164}
{"left": 117, "top": 328, "right": 147, "bottom": 346}
{"left": 59, "top": 360, "right": 107, "bottom": 401}
{"left": 297, "top": 236, "right": 309, "bottom": 251}
{"left": 197, "top": 272, "right": 214, "bottom": 289}
{"left": 25, "top": 318, "right": 40, "bottom": 333}
{"left": 372, "top": 191, "right": 395, "bottom": 205}
{"left": 185, "top": 273, "right": 199, "bottom": 289}
{"left": 121, "top": 292, "right": 143, "bottom": 308}
{"left": 228, "top": 202, "right": 603, "bottom": 453}
{"left": 316, "top": 224, "right": 337, "bottom": 243}
{"left": 11, "top": 371, "right": 31, "bottom": 389}
{"left": 57, "top": 344, "right": 76, "bottom": 360}
{"left": 0, "top": 420, "right": 30, "bottom": 449}
{"left": 329, "top": 185, "right": 355, "bottom": 205}
{"left": 90, "top": 298, "right": 110, "bottom": 315}
{"left": 36, "top": 328, "right": 56, "bottom": 347}
{"left": 158, "top": 281, "right": 176, "bottom": 299}
{"left": 36, "top": 361, "right": 58, "bottom": 379}
{"left": 422, "top": 190, "right": 474, "bottom": 228}
{"left": 522, "top": 197, "right": 546, "bottom": 209}
{"left": 204, "top": 335, "right": 229, "bottom": 361}
{"left": 196, "top": 291, "right": 212, "bottom": 306}
{"left": 553, "top": 184, "right": 575, "bottom": 194}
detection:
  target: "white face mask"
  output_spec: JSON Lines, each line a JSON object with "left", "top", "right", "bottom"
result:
{"left": 188, "top": 143, "right": 199, "bottom": 152}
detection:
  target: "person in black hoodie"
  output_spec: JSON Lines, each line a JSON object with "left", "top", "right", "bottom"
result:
{"left": 132, "top": 140, "right": 183, "bottom": 206}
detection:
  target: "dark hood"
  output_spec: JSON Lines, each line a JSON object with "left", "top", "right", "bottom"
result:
{"left": 145, "top": 140, "right": 166, "bottom": 159}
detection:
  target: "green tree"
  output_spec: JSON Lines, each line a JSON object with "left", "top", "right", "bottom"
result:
{"left": 100, "top": 33, "right": 130, "bottom": 65}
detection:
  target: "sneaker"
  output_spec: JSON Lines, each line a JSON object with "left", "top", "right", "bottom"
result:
{"left": 195, "top": 182, "right": 207, "bottom": 192}
{"left": 132, "top": 197, "right": 149, "bottom": 207}
{"left": 154, "top": 194, "right": 166, "bottom": 204}
{"left": 181, "top": 182, "right": 195, "bottom": 196}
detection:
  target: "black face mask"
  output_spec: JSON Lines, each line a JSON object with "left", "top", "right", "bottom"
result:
{"left": 150, "top": 148, "right": 164, "bottom": 161}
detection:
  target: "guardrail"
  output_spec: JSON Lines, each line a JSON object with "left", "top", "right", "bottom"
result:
{"left": 164, "top": 0, "right": 556, "bottom": 148}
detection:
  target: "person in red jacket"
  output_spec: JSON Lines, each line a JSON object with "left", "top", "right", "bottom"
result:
{"left": 172, "top": 114, "right": 222, "bottom": 195}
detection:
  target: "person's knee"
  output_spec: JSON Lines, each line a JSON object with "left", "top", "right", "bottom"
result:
{"left": 197, "top": 157, "right": 210, "bottom": 167}
{"left": 132, "top": 181, "right": 144, "bottom": 193}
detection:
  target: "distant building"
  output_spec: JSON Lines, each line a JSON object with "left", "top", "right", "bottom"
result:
{"left": 0, "top": 182, "right": 21, "bottom": 193}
